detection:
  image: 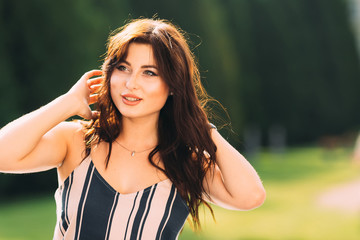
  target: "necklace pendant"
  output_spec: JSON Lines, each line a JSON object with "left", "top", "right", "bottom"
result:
{"left": 131, "top": 151, "right": 135, "bottom": 157}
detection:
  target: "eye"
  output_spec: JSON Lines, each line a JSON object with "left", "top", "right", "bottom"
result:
{"left": 117, "top": 65, "right": 128, "bottom": 71}
{"left": 144, "top": 70, "right": 158, "bottom": 77}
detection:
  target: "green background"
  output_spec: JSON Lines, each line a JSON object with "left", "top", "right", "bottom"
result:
{"left": 1, "top": 0, "right": 360, "bottom": 239}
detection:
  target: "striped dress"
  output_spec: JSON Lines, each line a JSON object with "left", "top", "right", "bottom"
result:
{"left": 53, "top": 157, "right": 189, "bottom": 240}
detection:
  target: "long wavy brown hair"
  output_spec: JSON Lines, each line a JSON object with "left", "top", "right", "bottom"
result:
{"left": 83, "top": 18, "right": 218, "bottom": 230}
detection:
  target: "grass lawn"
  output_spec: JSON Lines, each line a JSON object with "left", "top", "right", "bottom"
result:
{"left": 0, "top": 147, "right": 359, "bottom": 239}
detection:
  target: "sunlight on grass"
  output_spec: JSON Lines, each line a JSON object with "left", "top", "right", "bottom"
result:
{"left": 180, "top": 147, "right": 360, "bottom": 240}
{"left": 0, "top": 147, "right": 359, "bottom": 239}
{"left": 0, "top": 195, "right": 55, "bottom": 240}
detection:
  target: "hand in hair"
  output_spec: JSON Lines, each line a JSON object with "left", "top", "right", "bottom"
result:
{"left": 66, "top": 70, "right": 103, "bottom": 119}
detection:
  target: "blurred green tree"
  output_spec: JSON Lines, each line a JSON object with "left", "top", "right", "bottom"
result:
{"left": 1, "top": 0, "right": 360, "bottom": 196}
{"left": 225, "top": 0, "right": 360, "bottom": 143}
{"left": 0, "top": 0, "right": 131, "bottom": 197}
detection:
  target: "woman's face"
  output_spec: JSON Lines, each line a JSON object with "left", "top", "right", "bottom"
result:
{"left": 110, "top": 43, "right": 170, "bottom": 121}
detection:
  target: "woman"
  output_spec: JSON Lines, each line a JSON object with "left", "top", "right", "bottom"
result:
{"left": 0, "top": 18, "right": 265, "bottom": 239}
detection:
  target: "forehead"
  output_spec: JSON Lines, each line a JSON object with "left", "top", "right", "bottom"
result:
{"left": 124, "top": 43, "right": 156, "bottom": 66}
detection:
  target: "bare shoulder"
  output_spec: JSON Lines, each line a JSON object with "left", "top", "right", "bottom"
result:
{"left": 53, "top": 120, "right": 89, "bottom": 146}
{"left": 61, "top": 120, "right": 90, "bottom": 153}
{"left": 56, "top": 120, "right": 88, "bottom": 183}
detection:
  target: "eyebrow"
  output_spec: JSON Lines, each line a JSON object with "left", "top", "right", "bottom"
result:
{"left": 121, "top": 60, "right": 158, "bottom": 70}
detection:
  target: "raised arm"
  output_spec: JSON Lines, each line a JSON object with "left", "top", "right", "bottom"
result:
{"left": 203, "top": 129, "right": 266, "bottom": 210}
{"left": 0, "top": 70, "right": 102, "bottom": 173}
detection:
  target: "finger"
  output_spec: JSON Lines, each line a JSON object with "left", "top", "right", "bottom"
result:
{"left": 89, "top": 94, "right": 98, "bottom": 105}
{"left": 89, "top": 84, "right": 102, "bottom": 94}
{"left": 91, "top": 111, "right": 100, "bottom": 119}
{"left": 88, "top": 76, "right": 103, "bottom": 83}
{"left": 89, "top": 83, "right": 102, "bottom": 89}
{"left": 82, "top": 70, "right": 103, "bottom": 80}
{"left": 87, "top": 77, "right": 104, "bottom": 86}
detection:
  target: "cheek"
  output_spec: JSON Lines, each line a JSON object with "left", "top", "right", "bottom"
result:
{"left": 148, "top": 83, "right": 169, "bottom": 102}
{"left": 157, "top": 88, "right": 170, "bottom": 108}
{"left": 110, "top": 76, "right": 122, "bottom": 95}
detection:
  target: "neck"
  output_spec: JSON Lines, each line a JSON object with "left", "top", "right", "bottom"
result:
{"left": 117, "top": 116, "right": 159, "bottom": 150}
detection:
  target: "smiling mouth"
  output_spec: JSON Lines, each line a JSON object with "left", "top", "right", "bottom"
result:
{"left": 123, "top": 96, "right": 141, "bottom": 102}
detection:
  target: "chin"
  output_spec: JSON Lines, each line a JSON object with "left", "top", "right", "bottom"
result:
{"left": 119, "top": 111, "right": 141, "bottom": 118}
{"left": 121, "top": 110, "right": 161, "bottom": 121}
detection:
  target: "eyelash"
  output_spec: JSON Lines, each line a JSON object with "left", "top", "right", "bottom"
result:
{"left": 117, "top": 65, "right": 158, "bottom": 77}
{"left": 144, "top": 70, "right": 158, "bottom": 77}
{"left": 117, "top": 65, "right": 128, "bottom": 71}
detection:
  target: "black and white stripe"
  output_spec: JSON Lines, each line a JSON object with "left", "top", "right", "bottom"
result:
{"left": 59, "top": 171, "right": 74, "bottom": 234}
{"left": 54, "top": 158, "right": 189, "bottom": 240}
{"left": 74, "top": 162, "right": 95, "bottom": 240}
{"left": 124, "top": 192, "right": 139, "bottom": 239}
{"left": 105, "top": 192, "right": 120, "bottom": 240}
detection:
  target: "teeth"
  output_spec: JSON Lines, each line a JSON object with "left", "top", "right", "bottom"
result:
{"left": 124, "top": 96, "right": 140, "bottom": 101}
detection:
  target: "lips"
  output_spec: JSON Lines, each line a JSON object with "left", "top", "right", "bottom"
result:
{"left": 121, "top": 93, "right": 142, "bottom": 106}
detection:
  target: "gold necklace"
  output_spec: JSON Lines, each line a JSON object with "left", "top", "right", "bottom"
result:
{"left": 114, "top": 140, "right": 156, "bottom": 157}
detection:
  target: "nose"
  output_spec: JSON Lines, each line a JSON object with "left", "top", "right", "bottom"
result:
{"left": 125, "top": 72, "right": 139, "bottom": 90}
